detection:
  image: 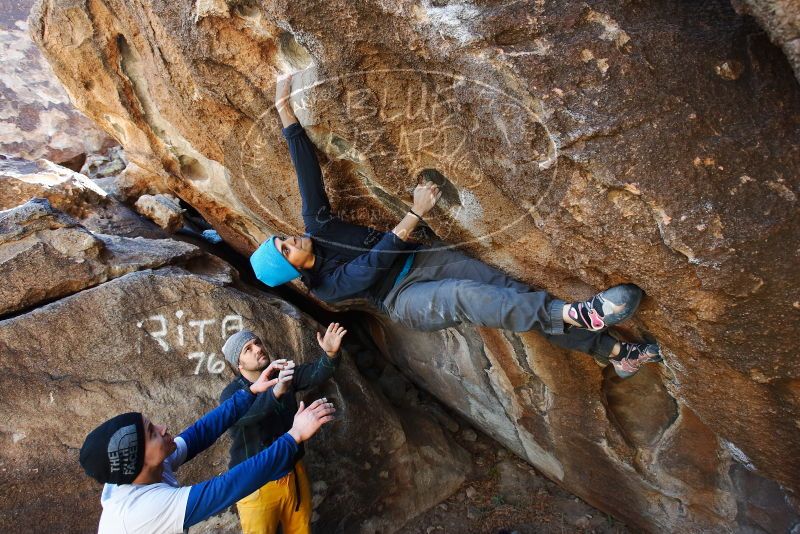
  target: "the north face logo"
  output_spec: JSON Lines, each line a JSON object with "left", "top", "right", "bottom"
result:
{"left": 107, "top": 424, "right": 139, "bottom": 475}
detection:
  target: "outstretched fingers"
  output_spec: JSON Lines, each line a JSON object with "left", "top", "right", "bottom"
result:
{"left": 267, "top": 358, "right": 288, "bottom": 375}
{"left": 290, "top": 398, "right": 337, "bottom": 443}
{"left": 330, "top": 322, "right": 347, "bottom": 339}
{"left": 303, "top": 397, "right": 327, "bottom": 413}
{"left": 278, "top": 368, "right": 294, "bottom": 382}
{"left": 312, "top": 401, "right": 336, "bottom": 425}
{"left": 312, "top": 401, "right": 336, "bottom": 416}
{"left": 328, "top": 322, "right": 345, "bottom": 337}
{"left": 318, "top": 322, "right": 347, "bottom": 350}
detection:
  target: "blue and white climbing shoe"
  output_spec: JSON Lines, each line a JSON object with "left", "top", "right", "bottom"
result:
{"left": 611, "top": 342, "right": 662, "bottom": 379}
{"left": 567, "top": 284, "right": 643, "bottom": 332}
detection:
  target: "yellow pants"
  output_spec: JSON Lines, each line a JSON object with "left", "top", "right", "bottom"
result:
{"left": 236, "top": 461, "right": 312, "bottom": 534}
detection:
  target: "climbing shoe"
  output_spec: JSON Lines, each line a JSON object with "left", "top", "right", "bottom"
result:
{"left": 567, "top": 284, "right": 643, "bottom": 332}
{"left": 610, "top": 342, "right": 662, "bottom": 379}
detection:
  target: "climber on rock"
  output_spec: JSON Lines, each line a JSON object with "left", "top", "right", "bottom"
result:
{"left": 219, "top": 323, "right": 346, "bottom": 534}
{"left": 78, "top": 367, "right": 335, "bottom": 534}
{"left": 250, "top": 73, "right": 661, "bottom": 379}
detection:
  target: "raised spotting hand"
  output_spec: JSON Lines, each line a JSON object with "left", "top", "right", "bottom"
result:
{"left": 248, "top": 364, "right": 282, "bottom": 395}
{"left": 317, "top": 322, "right": 347, "bottom": 357}
{"left": 272, "top": 360, "right": 295, "bottom": 398}
{"left": 288, "top": 398, "right": 336, "bottom": 443}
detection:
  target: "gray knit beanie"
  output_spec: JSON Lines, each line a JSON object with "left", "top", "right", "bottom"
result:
{"left": 222, "top": 330, "right": 259, "bottom": 368}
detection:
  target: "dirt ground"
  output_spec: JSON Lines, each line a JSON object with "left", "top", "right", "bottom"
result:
{"left": 397, "top": 426, "right": 632, "bottom": 534}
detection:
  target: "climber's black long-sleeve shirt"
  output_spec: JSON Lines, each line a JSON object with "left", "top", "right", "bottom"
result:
{"left": 282, "top": 122, "right": 418, "bottom": 307}
{"left": 219, "top": 352, "right": 339, "bottom": 469}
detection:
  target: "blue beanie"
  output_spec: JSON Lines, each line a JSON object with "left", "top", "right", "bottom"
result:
{"left": 251, "top": 236, "right": 301, "bottom": 287}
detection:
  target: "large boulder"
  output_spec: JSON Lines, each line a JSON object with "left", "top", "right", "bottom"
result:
{"left": 0, "top": 155, "right": 165, "bottom": 238}
{"left": 0, "top": 0, "right": 113, "bottom": 164}
{"left": 134, "top": 193, "right": 186, "bottom": 232}
{"left": 28, "top": 0, "right": 800, "bottom": 531}
{"left": 0, "top": 198, "right": 198, "bottom": 316}
{"left": 0, "top": 204, "right": 469, "bottom": 533}
{"left": 369, "top": 320, "right": 800, "bottom": 533}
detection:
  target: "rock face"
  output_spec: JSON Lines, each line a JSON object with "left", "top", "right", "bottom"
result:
{"left": 369, "top": 321, "right": 800, "bottom": 533}
{"left": 0, "top": 202, "right": 469, "bottom": 533}
{"left": 0, "top": 198, "right": 198, "bottom": 316}
{"left": 28, "top": 0, "right": 800, "bottom": 531}
{"left": 134, "top": 193, "right": 185, "bottom": 231}
{"left": 735, "top": 0, "right": 800, "bottom": 80}
{"left": 0, "top": 155, "right": 165, "bottom": 237}
{"left": 0, "top": 0, "right": 113, "bottom": 164}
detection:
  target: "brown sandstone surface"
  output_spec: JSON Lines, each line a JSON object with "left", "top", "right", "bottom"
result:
{"left": 23, "top": 0, "right": 800, "bottom": 531}
{"left": 0, "top": 198, "right": 198, "bottom": 315}
{"left": 0, "top": 155, "right": 166, "bottom": 237}
{"left": 735, "top": 0, "right": 800, "bottom": 80}
{"left": 134, "top": 193, "right": 186, "bottom": 232}
{"left": 0, "top": 200, "right": 470, "bottom": 533}
{"left": 0, "top": 0, "right": 113, "bottom": 164}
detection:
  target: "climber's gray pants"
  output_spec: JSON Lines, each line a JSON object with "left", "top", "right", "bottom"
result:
{"left": 382, "top": 247, "right": 617, "bottom": 358}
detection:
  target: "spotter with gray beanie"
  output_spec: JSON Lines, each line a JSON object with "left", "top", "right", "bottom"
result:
{"left": 78, "top": 365, "right": 335, "bottom": 534}
{"left": 219, "top": 323, "right": 345, "bottom": 534}
{"left": 250, "top": 73, "right": 662, "bottom": 378}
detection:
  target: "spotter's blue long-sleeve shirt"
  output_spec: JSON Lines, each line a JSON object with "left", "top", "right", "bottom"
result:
{"left": 283, "top": 123, "right": 419, "bottom": 307}
{"left": 97, "top": 388, "right": 299, "bottom": 533}
{"left": 180, "top": 388, "right": 299, "bottom": 529}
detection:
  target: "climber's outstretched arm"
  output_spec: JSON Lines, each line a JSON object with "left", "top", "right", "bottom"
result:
{"left": 275, "top": 74, "right": 334, "bottom": 233}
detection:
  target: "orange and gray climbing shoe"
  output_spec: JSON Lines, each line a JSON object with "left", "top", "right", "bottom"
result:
{"left": 567, "top": 284, "right": 643, "bottom": 332}
{"left": 610, "top": 342, "right": 662, "bottom": 378}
